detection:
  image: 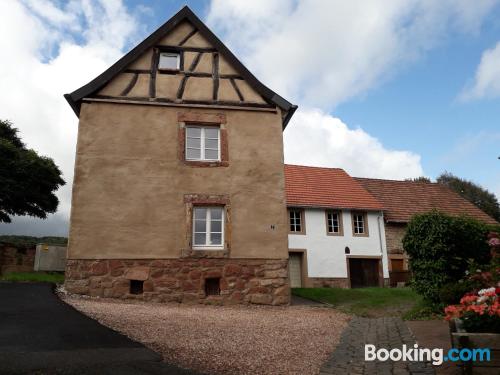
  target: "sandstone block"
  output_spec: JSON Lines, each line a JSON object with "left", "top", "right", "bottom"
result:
{"left": 124, "top": 266, "right": 150, "bottom": 281}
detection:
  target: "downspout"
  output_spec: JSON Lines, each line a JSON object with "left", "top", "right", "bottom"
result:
{"left": 377, "top": 213, "right": 383, "bottom": 255}
{"left": 377, "top": 212, "right": 386, "bottom": 286}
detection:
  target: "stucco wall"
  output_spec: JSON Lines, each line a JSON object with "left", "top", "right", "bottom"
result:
{"left": 288, "top": 209, "right": 389, "bottom": 278}
{"left": 68, "top": 102, "right": 287, "bottom": 260}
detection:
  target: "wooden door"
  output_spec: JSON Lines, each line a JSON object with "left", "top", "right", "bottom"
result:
{"left": 349, "top": 258, "right": 380, "bottom": 288}
{"left": 289, "top": 253, "right": 302, "bottom": 288}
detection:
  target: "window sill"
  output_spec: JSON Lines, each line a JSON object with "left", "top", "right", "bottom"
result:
{"left": 181, "top": 248, "right": 229, "bottom": 258}
{"left": 183, "top": 160, "right": 229, "bottom": 168}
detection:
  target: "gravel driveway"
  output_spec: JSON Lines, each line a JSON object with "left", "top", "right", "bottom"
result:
{"left": 64, "top": 296, "right": 349, "bottom": 375}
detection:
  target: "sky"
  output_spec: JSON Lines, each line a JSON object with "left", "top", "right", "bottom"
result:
{"left": 0, "top": 0, "right": 499, "bottom": 236}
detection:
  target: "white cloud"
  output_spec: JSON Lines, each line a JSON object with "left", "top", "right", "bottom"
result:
{"left": 284, "top": 108, "right": 423, "bottom": 179}
{"left": 460, "top": 41, "right": 500, "bottom": 101}
{"left": 0, "top": 0, "right": 140, "bottom": 235}
{"left": 207, "top": 0, "right": 497, "bottom": 185}
{"left": 207, "top": 0, "right": 497, "bottom": 108}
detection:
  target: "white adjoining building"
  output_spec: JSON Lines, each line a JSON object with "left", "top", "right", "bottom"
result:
{"left": 285, "top": 165, "right": 389, "bottom": 288}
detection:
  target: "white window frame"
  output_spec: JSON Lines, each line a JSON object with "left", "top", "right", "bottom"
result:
{"left": 289, "top": 209, "right": 302, "bottom": 232}
{"left": 327, "top": 211, "right": 341, "bottom": 233}
{"left": 192, "top": 206, "right": 224, "bottom": 250}
{"left": 158, "top": 52, "right": 180, "bottom": 70}
{"left": 185, "top": 125, "right": 221, "bottom": 162}
{"left": 353, "top": 213, "right": 365, "bottom": 234}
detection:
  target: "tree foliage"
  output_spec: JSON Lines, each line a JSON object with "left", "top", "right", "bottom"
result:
{"left": 405, "top": 176, "right": 431, "bottom": 183}
{"left": 0, "top": 120, "right": 65, "bottom": 223}
{"left": 437, "top": 172, "right": 500, "bottom": 221}
{"left": 403, "top": 211, "right": 491, "bottom": 303}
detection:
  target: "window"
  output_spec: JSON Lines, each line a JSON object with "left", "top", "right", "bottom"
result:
{"left": 158, "top": 52, "right": 180, "bottom": 70}
{"left": 289, "top": 209, "right": 305, "bottom": 234}
{"left": 185, "top": 126, "right": 220, "bottom": 161}
{"left": 193, "top": 206, "right": 224, "bottom": 248}
{"left": 326, "top": 211, "right": 343, "bottom": 235}
{"left": 352, "top": 212, "right": 368, "bottom": 236}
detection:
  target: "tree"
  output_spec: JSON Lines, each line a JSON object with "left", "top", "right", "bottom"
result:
{"left": 405, "top": 176, "right": 431, "bottom": 183}
{"left": 437, "top": 172, "right": 500, "bottom": 221}
{"left": 0, "top": 120, "right": 65, "bottom": 223}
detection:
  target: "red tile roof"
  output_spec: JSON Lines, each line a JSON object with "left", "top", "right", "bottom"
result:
{"left": 355, "top": 177, "right": 498, "bottom": 225}
{"left": 284, "top": 165, "right": 384, "bottom": 210}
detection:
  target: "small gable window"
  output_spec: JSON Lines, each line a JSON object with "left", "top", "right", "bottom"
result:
{"left": 158, "top": 52, "right": 180, "bottom": 70}
{"left": 185, "top": 125, "right": 220, "bottom": 161}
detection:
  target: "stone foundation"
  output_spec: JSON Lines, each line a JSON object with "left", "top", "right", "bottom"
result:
{"left": 309, "top": 277, "right": 349, "bottom": 289}
{"left": 65, "top": 258, "right": 290, "bottom": 305}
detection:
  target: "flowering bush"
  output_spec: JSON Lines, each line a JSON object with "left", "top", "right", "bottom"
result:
{"left": 445, "top": 287, "right": 500, "bottom": 333}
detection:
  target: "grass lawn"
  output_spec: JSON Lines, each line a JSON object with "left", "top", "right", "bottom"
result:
{"left": 0, "top": 271, "right": 65, "bottom": 283}
{"left": 293, "top": 287, "right": 424, "bottom": 318}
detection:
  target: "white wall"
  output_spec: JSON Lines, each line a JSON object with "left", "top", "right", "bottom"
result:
{"left": 288, "top": 209, "right": 389, "bottom": 279}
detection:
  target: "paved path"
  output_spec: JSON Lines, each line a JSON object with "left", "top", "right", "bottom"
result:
{"left": 320, "top": 317, "right": 435, "bottom": 375}
{"left": 0, "top": 282, "right": 200, "bottom": 374}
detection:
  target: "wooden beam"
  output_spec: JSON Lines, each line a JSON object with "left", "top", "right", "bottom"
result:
{"left": 212, "top": 52, "right": 219, "bottom": 101}
{"left": 119, "top": 73, "right": 138, "bottom": 96}
{"left": 156, "top": 45, "right": 216, "bottom": 53}
{"left": 188, "top": 52, "right": 203, "bottom": 72}
{"left": 178, "top": 28, "right": 198, "bottom": 46}
{"left": 229, "top": 78, "right": 244, "bottom": 101}
{"left": 85, "top": 97, "right": 278, "bottom": 113}
{"left": 92, "top": 95, "right": 275, "bottom": 109}
{"left": 149, "top": 48, "right": 159, "bottom": 98}
{"left": 177, "top": 76, "right": 188, "bottom": 99}
{"left": 220, "top": 74, "right": 244, "bottom": 80}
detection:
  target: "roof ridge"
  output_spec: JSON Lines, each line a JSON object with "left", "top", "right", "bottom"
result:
{"left": 285, "top": 163, "right": 346, "bottom": 171}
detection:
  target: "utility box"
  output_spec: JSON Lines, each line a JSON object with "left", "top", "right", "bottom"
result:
{"left": 34, "top": 244, "right": 67, "bottom": 271}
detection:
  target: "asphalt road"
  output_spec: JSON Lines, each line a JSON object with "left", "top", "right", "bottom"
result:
{"left": 0, "top": 282, "right": 201, "bottom": 374}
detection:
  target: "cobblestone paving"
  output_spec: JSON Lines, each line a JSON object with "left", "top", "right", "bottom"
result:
{"left": 320, "top": 317, "right": 435, "bottom": 375}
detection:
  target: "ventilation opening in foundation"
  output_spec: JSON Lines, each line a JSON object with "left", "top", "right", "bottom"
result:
{"left": 130, "top": 280, "right": 144, "bottom": 295}
{"left": 205, "top": 277, "right": 221, "bottom": 296}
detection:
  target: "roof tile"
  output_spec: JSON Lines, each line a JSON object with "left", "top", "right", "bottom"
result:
{"left": 355, "top": 177, "right": 498, "bottom": 225}
{"left": 285, "top": 165, "right": 383, "bottom": 210}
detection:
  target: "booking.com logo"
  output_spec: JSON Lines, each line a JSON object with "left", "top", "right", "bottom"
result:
{"left": 365, "top": 344, "right": 491, "bottom": 366}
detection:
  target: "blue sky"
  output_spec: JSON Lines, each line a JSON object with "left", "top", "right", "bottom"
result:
{"left": 0, "top": 0, "right": 499, "bottom": 235}
{"left": 134, "top": 0, "right": 500, "bottom": 194}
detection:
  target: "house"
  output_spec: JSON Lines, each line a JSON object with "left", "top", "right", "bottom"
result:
{"left": 285, "top": 165, "right": 389, "bottom": 288}
{"left": 355, "top": 177, "right": 498, "bottom": 286}
{"left": 63, "top": 6, "right": 297, "bottom": 305}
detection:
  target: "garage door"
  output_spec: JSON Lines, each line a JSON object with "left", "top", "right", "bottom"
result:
{"left": 289, "top": 253, "right": 302, "bottom": 288}
{"left": 348, "top": 258, "right": 380, "bottom": 288}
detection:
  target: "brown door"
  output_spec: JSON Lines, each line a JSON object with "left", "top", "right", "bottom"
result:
{"left": 349, "top": 258, "right": 380, "bottom": 288}
{"left": 289, "top": 253, "right": 302, "bottom": 288}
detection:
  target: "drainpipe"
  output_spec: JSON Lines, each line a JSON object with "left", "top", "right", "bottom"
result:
{"left": 377, "top": 212, "right": 386, "bottom": 285}
{"left": 377, "top": 213, "right": 384, "bottom": 255}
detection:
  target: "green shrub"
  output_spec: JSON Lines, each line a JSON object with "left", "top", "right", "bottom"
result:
{"left": 438, "top": 281, "right": 474, "bottom": 305}
{"left": 403, "top": 211, "right": 490, "bottom": 303}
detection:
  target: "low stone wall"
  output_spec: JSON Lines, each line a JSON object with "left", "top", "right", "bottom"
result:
{"left": 65, "top": 258, "right": 290, "bottom": 305}
{"left": 308, "top": 277, "right": 349, "bottom": 289}
{"left": 0, "top": 244, "right": 35, "bottom": 275}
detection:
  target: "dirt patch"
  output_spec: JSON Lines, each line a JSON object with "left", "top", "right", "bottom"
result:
{"left": 63, "top": 296, "right": 349, "bottom": 375}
